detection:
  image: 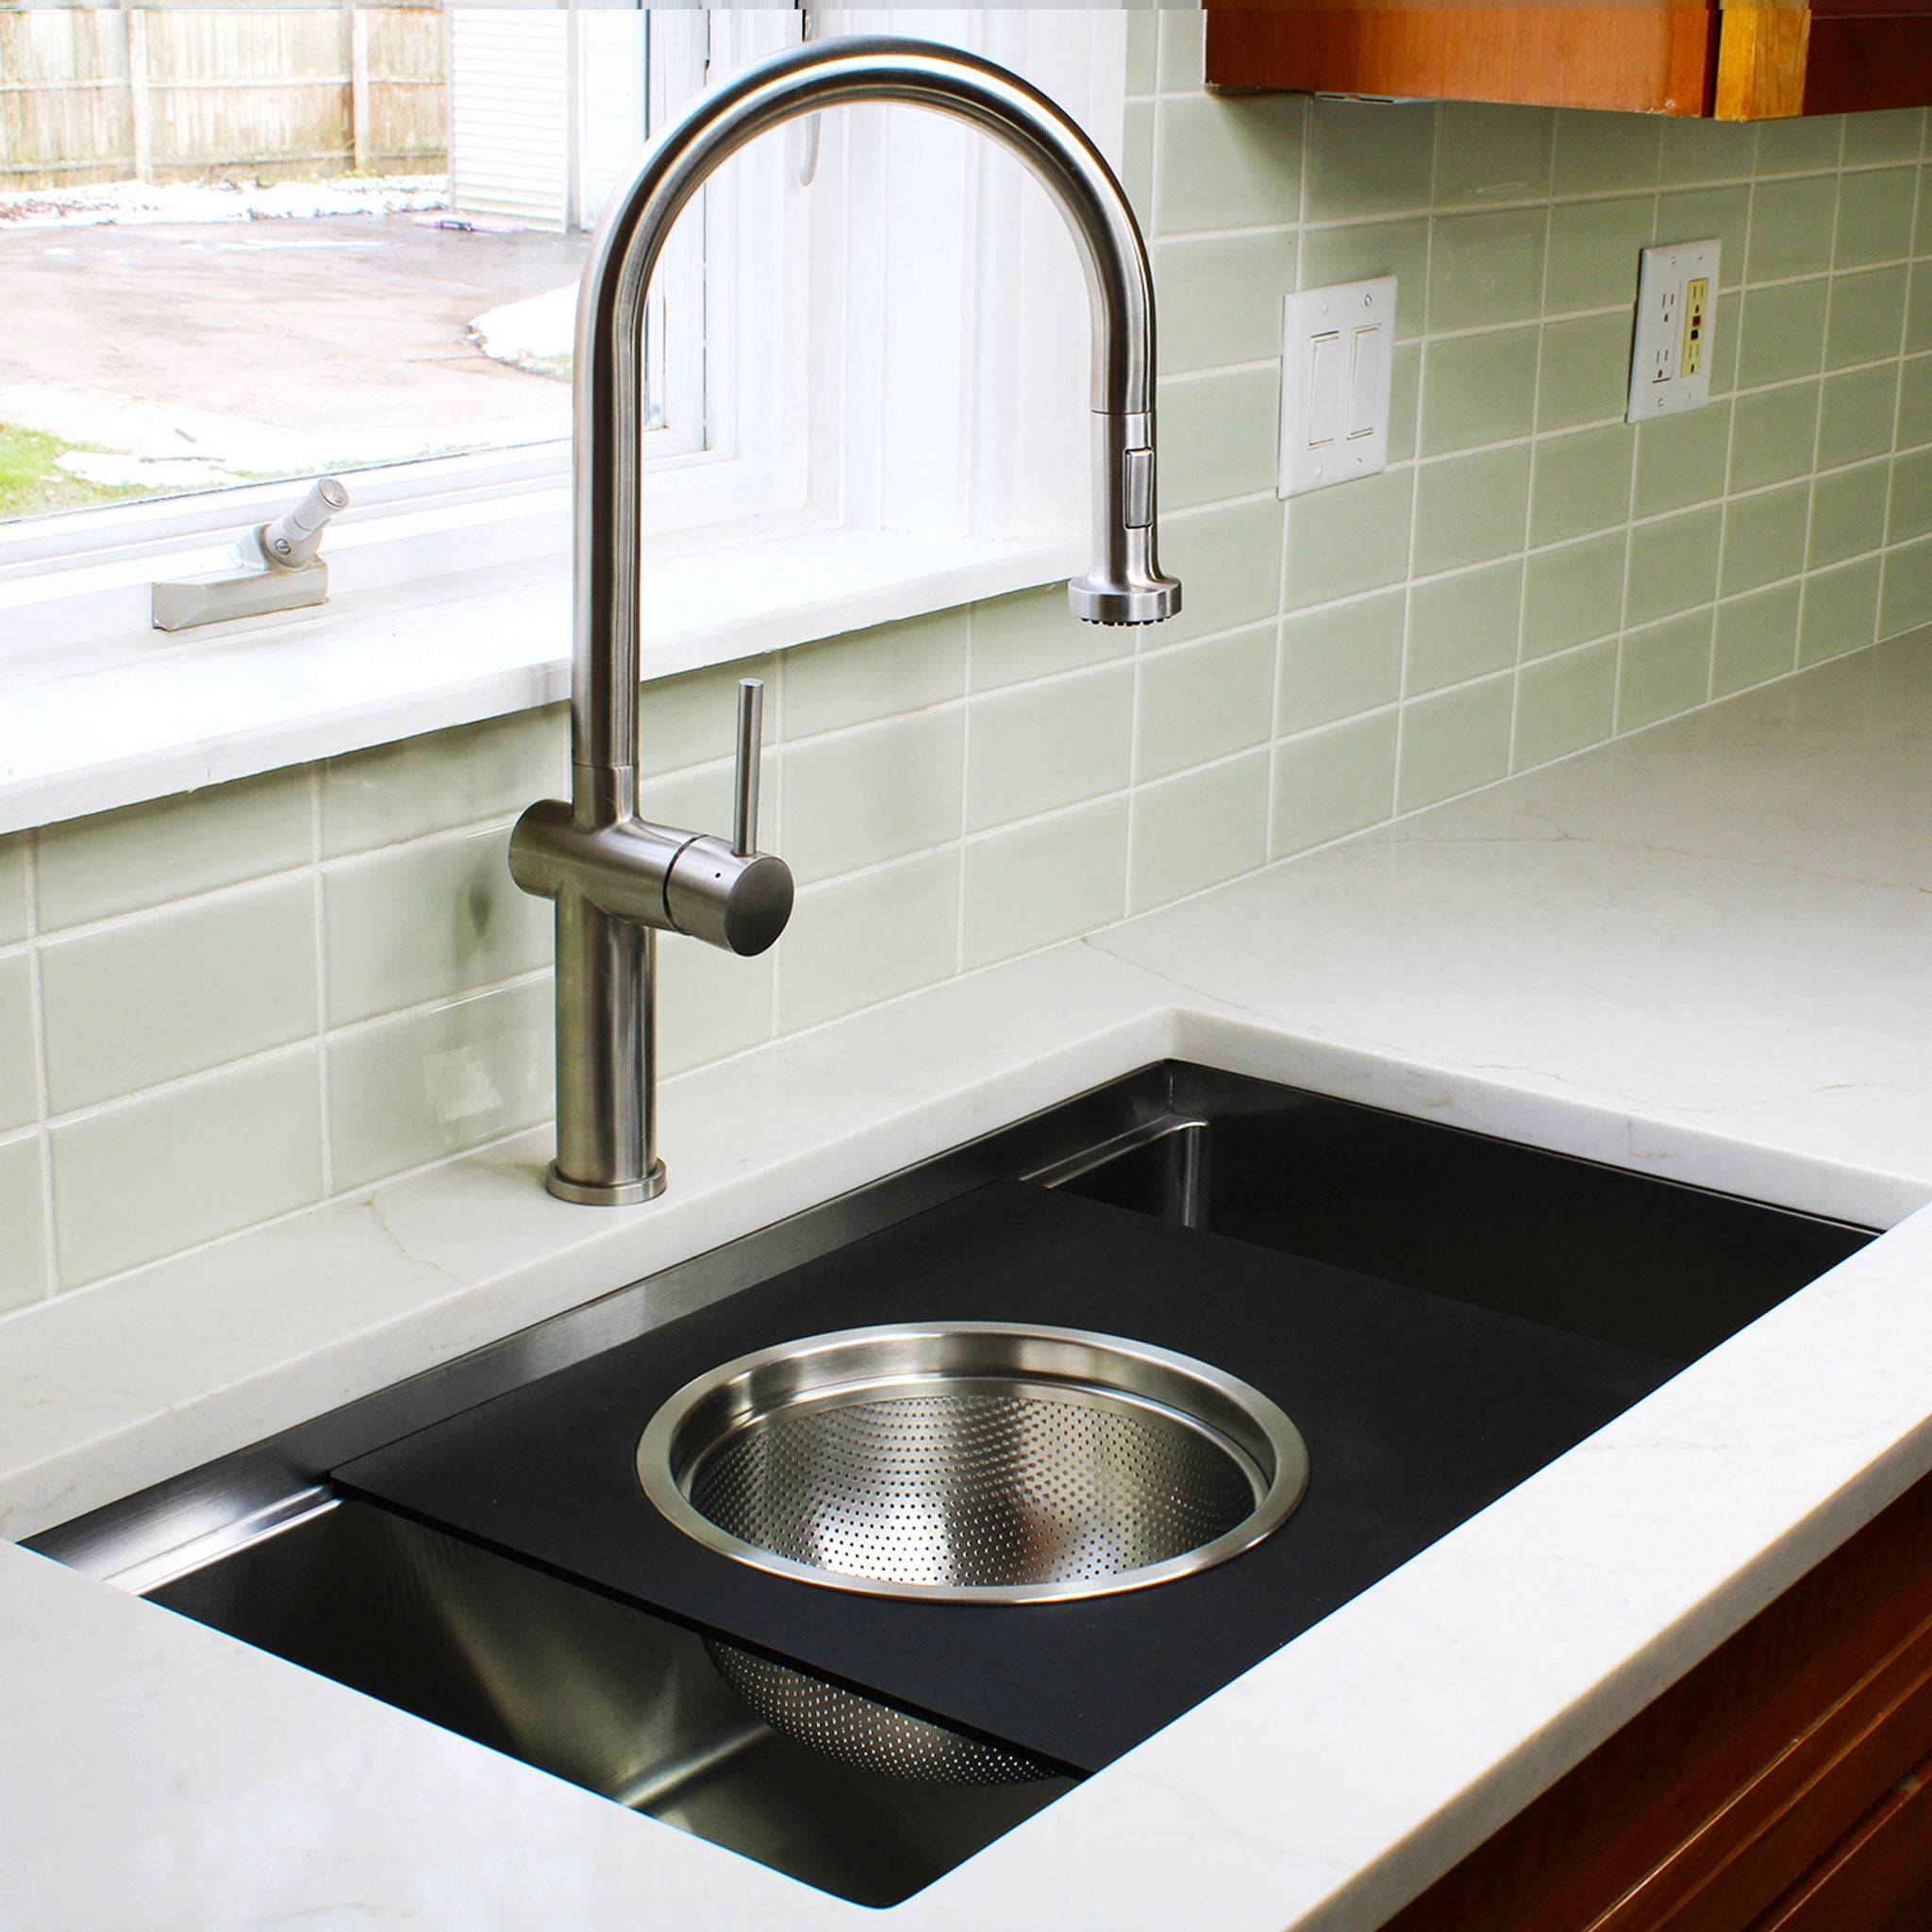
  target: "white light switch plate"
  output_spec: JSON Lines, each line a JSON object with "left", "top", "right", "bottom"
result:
{"left": 1627, "top": 239, "right": 1719, "bottom": 423}
{"left": 1278, "top": 275, "right": 1396, "bottom": 499}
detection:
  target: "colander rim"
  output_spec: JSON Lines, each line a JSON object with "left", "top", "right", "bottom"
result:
{"left": 635, "top": 1320, "right": 1309, "bottom": 1605}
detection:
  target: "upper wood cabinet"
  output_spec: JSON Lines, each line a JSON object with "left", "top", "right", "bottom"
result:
{"left": 1203, "top": 4, "right": 1932, "bottom": 122}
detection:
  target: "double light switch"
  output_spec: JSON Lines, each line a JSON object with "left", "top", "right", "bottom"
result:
{"left": 1278, "top": 275, "right": 1396, "bottom": 500}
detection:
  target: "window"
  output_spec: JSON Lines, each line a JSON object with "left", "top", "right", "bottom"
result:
{"left": 0, "top": 6, "right": 1127, "bottom": 822}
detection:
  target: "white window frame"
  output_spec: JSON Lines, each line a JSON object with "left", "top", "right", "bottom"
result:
{"left": 0, "top": 8, "right": 1126, "bottom": 831}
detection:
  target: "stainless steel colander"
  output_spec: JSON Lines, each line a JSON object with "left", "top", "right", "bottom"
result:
{"left": 637, "top": 1322, "right": 1308, "bottom": 1781}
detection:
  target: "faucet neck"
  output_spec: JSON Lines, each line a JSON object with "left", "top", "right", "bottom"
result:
{"left": 568, "top": 34, "right": 1158, "bottom": 787}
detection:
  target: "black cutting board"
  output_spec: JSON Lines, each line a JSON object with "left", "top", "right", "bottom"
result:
{"left": 338, "top": 1180, "right": 1676, "bottom": 1773}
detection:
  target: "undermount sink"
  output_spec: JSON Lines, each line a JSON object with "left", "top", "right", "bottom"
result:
{"left": 34, "top": 1061, "right": 1873, "bottom": 1907}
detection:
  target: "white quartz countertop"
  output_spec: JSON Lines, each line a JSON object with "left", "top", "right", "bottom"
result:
{"left": 5, "top": 635, "right": 1932, "bottom": 1931}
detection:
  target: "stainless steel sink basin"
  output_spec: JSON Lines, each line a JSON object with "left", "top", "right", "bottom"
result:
{"left": 34, "top": 1060, "right": 1873, "bottom": 1907}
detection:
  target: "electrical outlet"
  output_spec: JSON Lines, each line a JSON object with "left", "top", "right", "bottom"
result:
{"left": 1627, "top": 240, "right": 1719, "bottom": 423}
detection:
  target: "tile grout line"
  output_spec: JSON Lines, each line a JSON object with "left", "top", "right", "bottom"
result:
{"left": 23, "top": 832, "right": 56, "bottom": 1304}
{"left": 308, "top": 765, "right": 332, "bottom": 1196}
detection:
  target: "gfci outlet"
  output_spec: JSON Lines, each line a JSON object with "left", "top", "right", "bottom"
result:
{"left": 1279, "top": 275, "right": 1396, "bottom": 499}
{"left": 1628, "top": 239, "right": 1720, "bottom": 423}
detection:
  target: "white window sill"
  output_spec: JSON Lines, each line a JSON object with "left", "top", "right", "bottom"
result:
{"left": 0, "top": 517, "right": 1077, "bottom": 835}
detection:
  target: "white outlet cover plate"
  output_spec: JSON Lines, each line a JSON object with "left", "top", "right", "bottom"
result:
{"left": 1278, "top": 275, "right": 1397, "bottom": 500}
{"left": 1626, "top": 238, "right": 1720, "bottom": 424}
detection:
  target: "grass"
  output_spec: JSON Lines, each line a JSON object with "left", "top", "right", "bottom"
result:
{"left": 0, "top": 423, "right": 148, "bottom": 518}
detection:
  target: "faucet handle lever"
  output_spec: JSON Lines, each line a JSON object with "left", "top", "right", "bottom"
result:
{"left": 732, "top": 677, "right": 765, "bottom": 857}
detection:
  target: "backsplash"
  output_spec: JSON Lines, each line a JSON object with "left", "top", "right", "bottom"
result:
{"left": 5, "top": 10, "right": 1931, "bottom": 1305}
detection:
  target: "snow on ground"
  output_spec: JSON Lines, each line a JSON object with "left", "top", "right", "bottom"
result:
{"left": 0, "top": 175, "right": 450, "bottom": 229}
{"left": 469, "top": 282, "right": 577, "bottom": 380}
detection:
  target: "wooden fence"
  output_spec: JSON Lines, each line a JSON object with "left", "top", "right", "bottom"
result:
{"left": 0, "top": 5, "right": 447, "bottom": 189}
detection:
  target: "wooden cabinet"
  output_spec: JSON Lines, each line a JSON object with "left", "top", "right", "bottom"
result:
{"left": 1204, "top": 5, "right": 1932, "bottom": 122}
{"left": 1377, "top": 1472, "right": 1932, "bottom": 1931}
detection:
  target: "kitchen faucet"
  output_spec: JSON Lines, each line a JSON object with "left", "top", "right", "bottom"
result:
{"left": 510, "top": 34, "right": 1181, "bottom": 1206}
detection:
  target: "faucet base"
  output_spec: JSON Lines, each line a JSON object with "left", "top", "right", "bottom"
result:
{"left": 544, "top": 1159, "right": 668, "bottom": 1208}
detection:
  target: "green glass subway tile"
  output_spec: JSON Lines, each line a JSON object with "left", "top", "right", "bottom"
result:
{"left": 1756, "top": 116, "right": 1842, "bottom": 176}
{"left": 1158, "top": 496, "right": 1285, "bottom": 643}
{"left": 1899, "top": 357, "right": 1932, "bottom": 450}
{"left": 1285, "top": 467, "right": 1414, "bottom": 609}
{"left": 1538, "top": 310, "right": 1637, "bottom": 431}
{"left": 1299, "top": 220, "right": 1430, "bottom": 339}
{"left": 1820, "top": 363, "right": 1902, "bottom": 468}
{"left": 1158, "top": 366, "right": 1282, "bottom": 509}
{"left": 1514, "top": 639, "right": 1618, "bottom": 771}
{"left": 1722, "top": 482, "right": 1813, "bottom": 597}
{"left": 1808, "top": 459, "right": 1891, "bottom": 568}
{"left": 970, "top": 586, "right": 1131, "bottom": 692}
{"left": 1836, "top": 166, "right": 1918, "bottom": 270}
{"left": 1618, "top": 608, "right": 1714, "bottom": 732}
{"left": 1657, "top": 185, "right": 1752, "bottom": 290}
{"left": 1731, "top": 381, "right": 1823, "bottom": 491}
{"left": 1736, "top": 278, "right": 1829, "bottom": 389}
{"left": 49, "top": 1048, "right": 323, "bottom": 1289}
{"left": 40, "top": 879, "right": 317, "bottom": 1115}
{"left": 1552, "top": 109, "right": 1661, "bottom": 197}
{"left": 777, "top": 851, "right": 958, "bottom": 1035}
{"left": 1920, "top": 168, "right": 1932, "bottom": 257}
{"left": 1390, "top": 341, "right": 1421, "bottom": 460}
{"left": 966, "top": 663, "right": 1131, "bottom": 834}
{"left": 1427, "top": 207, "right": 1548, "bottom": 332}
{"left": 1661, "top": 117, "right": 1757, "bottom": 188}
{"left": 640, "top": 656, "right": 778, "bottom": 775}
{"left": 1154, "top": 229, "right": 1299, "bottom": 375}
{"left": 0, "top": 955, "right": 34, "bottom": 1133}
{"left": 1157, "top": 7, "right": 1204, "bottom": 92}
{"left": 323, "top": 708, "right": 565, "bottom": 859}
{"left": 327, "top": 979, "right": 554, "bottom": 1192}
{"left": 1891, "top": 445, "right": 1932, "bottom": 541}
{"left": 0, "top": 838, "right": 25, "bottom": 945}
{"left": 656, "top": 934, "right": 775, "bottom": 1080}
{"left": 962, "top": 799, "right": 1127, "bottom": 970}
{"left": 1746, "top": 175, "right": 1839, "bottom": 283}
{"left": 1825, "top": 264, "right": 1910, "bottom": 370}
{"left": 1412, "top": 446, "right": 1530, "bottom": 575}
{"left": 1881, "top": 533, "right": 1932, "bottom": 637}
{"left": 1707, "top": 288, "right": 1740, "bottom": 395}
{"left": 323, "top": 825, "right": 551, "bottom": 1027}
{"left": 1544, "top": 197, "right": 1654, "bottom": 316}
{"left": 1156, "top": 93, "right": 1304, "bottom": 237}
{"left": 1306, "top": 98, "right": 1436, "bottom": 222}
{"left": 1626, "top": 506, "right": 1723, "bottom": 626}
{"left": 782, "top": 608, "right": 968, "bottom": 741}
{"left": 1842, "top": 108, "right": 1925, "bottom": 168}
{"left": 1124, "top": 100, "right": 1154, "bottom": 228}
{"left": 1136, "top": 625, "right": 1275, "bottom": 781}
{"left": 1272, "top": 711, "right": 1398, "bottom": 858}
{"left": 781, "top": 709, "right": 963, "bottom": 885}
{"left": 1278, "top": 591, "right": 1404, "bottom": 733}
{"left": 1128, "top": 753, "right": 1270, "bottom": 914}
{"left": 38, "top": 768, "right": 310, "bottom": 931}
{"left": 1419, "top": 326, "right": 1540, "bottom": 457}
{"left": 1395, "top": 673, "right": 1513, "bottom": 812}
{"left": 1523, "top": 531, "right": 1627, "bottom": 659}
{"left": 1799, "top": 555, "right": 1883, "bottom": 663}
{"left": 1714, "top": 582, "right": 1802, "bottom": 695}
{"left": 1633, "top": 401, "right": 1732, "bottom": 519}
{"left": 0, "top": 1136, "right": 47, "bottom": 1314}
{"left": 1406, "top": 559, "right": 1523, "bottom": 695}
{"left": 1909, "top": 261, "right": 1932, "bottom": 353}
{"left": 1529, "top": 423, "right": 1637, "bottom": 545}
{"left": 1126, "top": 8, "right": 1157, "bottom": 96}
{"left": 1436, "top": 104, "right": 1553, "bottom": 206}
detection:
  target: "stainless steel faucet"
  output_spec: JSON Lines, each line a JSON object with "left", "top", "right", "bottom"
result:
{"left": 510, "top": 34, "right": 1181, "bottom": 1206}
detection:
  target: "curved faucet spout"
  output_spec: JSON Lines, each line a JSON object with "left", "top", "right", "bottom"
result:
{"left": 517, "top": 34, "right": 1181, "bottom": 1207}
{"left": 573, "top": 33, "right": 1181, "bottom": 782}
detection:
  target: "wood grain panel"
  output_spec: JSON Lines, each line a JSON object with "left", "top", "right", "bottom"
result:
{"left": 1380, "top": 1473, "right": 1932, "bottom": 1932}
{"left": 1747, "top": 1786, "right": 1918, "bottom": 1931}
{"left": 1802, "top": 19, "right": 1932, "bottom": 112}
{"left": 1203, "top": 8, "right": 1718, "bottom": 116}
{"left": 1715, "top": 9, "right": 1811, "bottom": 119}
